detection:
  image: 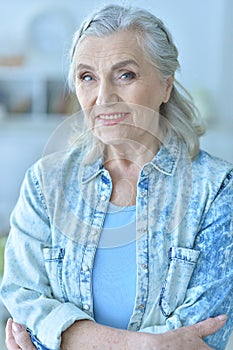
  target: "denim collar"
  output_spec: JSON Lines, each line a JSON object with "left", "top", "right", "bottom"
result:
{"left": 80, "top": 132, "right": 181, "bottom": 184}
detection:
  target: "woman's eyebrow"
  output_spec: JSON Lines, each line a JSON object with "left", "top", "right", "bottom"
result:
{"left": 76, "top": 63, "right": 94, "bottom": 71}
{"left": 112, "top": 60, "right": 139, "bottom": 70}
{"left": 76, "top": 60, "right": 139, "bottom": 72}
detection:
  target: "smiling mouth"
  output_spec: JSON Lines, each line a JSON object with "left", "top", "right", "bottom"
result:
{"left": 97, "top": 113, "right": 130, "bottom": 120}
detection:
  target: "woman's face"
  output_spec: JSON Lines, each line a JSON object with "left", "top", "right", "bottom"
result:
{"left": 74, "top": 30, "right": 173, "bottom": 145}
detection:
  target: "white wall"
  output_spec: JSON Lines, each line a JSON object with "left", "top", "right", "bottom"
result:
{"left": 1, "top": 0, "right": 232, "bottom": 122}
{"left": 0, "top": 119, "right": 61, "bottom": 232}
{"left": 0, "top": 0, "right": 228, "bottom": 95}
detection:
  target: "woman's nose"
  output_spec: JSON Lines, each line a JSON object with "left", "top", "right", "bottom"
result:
{"left": 96, "top": 80, "right": 119, "bottom": 105}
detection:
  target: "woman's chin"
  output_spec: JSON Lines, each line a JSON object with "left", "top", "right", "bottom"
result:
{"left": 93, "top": 126, "right": 134, "bottom": 146}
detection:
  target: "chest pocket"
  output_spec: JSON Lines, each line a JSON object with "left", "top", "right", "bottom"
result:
{"left": 43, "top": 247, "right": 69, "bottom": 302}
{"left": 159, "top": 246, "right": 200, "bottom": 317}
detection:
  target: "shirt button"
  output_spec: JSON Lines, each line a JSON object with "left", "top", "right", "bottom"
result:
{"left": 83, "top": 304, "right": 90, "bottom": 311}
{"left": 82, "top": 264, "right": 89, "bottom": 272}
{"left": 138, "top": 304, "right": 145, "bottom": 310}
{"left": 100, "top": 195, "right": 107, "bottom": 201}
{"left": 91, "top": 228, "right": 98, "bottom": 236}
{"left": 141, "top": 191, "right": 147, "bottom": 197}
{"left": 141, "top": 263, "right": 147, "bottom": 270}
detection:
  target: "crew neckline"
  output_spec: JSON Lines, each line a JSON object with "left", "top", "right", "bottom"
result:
{"left": 108, "top": 202, "right": 136, "bottom": 212}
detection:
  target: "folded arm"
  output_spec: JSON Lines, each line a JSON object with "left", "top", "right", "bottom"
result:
{"left": 6, "top": 316, "right": 227, "bottom": 350}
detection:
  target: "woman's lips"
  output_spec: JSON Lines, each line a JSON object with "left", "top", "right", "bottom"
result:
{"left": 96, "top": 112, "right": 130, "bottom": 126}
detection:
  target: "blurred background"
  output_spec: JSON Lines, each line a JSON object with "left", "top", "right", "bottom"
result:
{"left": 0, "top": 0, "right": 232, "bottom": 348}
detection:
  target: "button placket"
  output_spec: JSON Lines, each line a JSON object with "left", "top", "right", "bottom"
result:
{"left": 80, "top": 171, "right": 112, "bottom": 315}
{"left": 132, "top": 263, "right": 149, "bottom": 326}
{"left": 128, "top": 181, "right": 149, "bottom": 330}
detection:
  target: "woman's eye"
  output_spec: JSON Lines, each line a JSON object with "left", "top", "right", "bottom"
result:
{"left": 120, "top": 72, "right": 136, "bottom": 80}
{"left": 83, "top": 75, "right": 93, "bottom": 81}
{"left": 80, "top": 74, "right": 94, "bottom": 81}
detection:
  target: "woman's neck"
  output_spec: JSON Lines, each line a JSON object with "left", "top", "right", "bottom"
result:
{"left": 103, "top": 138, "right": 160, "bottom": 206}
{"left": 104, "top": 136, "right": 160, "bottom": 169}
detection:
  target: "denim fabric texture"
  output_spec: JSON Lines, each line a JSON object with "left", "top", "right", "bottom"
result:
{"left": 29, "top": 330, "right": 51, "bottom": 350}
{"left": 1, "top": 132, "right": 233, "bottom": 350}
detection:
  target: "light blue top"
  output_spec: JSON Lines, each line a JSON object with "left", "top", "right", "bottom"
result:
{"left": 92, "top": 203, "right": 136, "bottom": 329}
{"left": 1, "top": 132, "right": 233, "bottom": 350}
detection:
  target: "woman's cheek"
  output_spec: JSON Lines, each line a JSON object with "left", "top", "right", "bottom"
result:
{"left": 76, "top": 90, "right": 93, "bottom": 111}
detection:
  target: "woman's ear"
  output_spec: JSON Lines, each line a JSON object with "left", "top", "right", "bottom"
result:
{"left": 163, "top": 75, "right": 174, "bottom": 103}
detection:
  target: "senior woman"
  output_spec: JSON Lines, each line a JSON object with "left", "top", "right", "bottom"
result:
{"left": 1, "top": 4, "right": 233, "bottom": 350}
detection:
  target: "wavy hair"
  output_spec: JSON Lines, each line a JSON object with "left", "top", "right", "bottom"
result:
{"left": 68, "top": 4, "right": 206, "bottom": 160}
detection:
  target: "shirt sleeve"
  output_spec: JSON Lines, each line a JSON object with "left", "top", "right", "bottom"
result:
{"left": 140, "top": 169, "right": 233, "bottom": 350}
{"left": 0, "top": 165, "right": 94, "bottom": 350}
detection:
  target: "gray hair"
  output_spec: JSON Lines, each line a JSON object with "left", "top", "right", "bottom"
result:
{"left": 68, "top": 4, "right": 206, "bottom": 160}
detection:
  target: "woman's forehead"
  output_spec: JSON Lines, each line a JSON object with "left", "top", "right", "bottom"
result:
{"left": 74, "top": 31, "right": 147, "bottom": 67}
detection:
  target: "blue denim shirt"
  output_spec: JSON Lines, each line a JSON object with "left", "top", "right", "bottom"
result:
{"left": 1, "top": 133, "right": 233, "bottom": 350}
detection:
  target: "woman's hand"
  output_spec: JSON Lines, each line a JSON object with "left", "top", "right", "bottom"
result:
{"left": 5, "top": 315, "right": 226, "bottom": 350}
{"left": 139, "top": 315, "right": 227, "bottom": 350}
{"left": 5, "top": 318, "right": 36, "bottom": 350}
